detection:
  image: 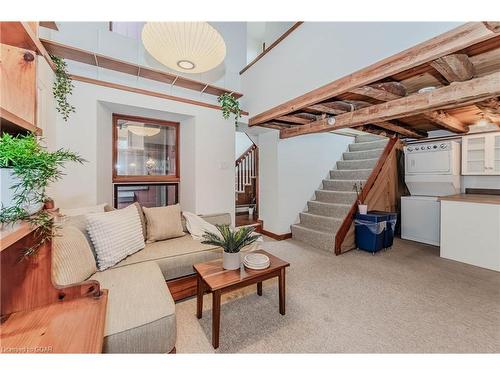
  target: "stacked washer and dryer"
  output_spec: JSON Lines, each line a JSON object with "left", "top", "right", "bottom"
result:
{"left": 401, "top": 140, "right": 461, "bottom": 246}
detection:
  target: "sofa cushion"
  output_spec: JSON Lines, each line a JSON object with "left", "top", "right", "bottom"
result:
{"left": 89, "top": 262, "right": 176, "bottom": 353}
{"left": 143, "top": 204, "right": 185, "bottom": 243}
{"left": 112, "top": 235, "right": 257, "bottom": 280}
{"left": 86, "top": 205, "right": 145, "bottom": 270}
{"left": 60, "top": 203, "right": 107, "bottom": 217}
{"left": 52, "top": 225, "right": 98, "bottom": 286}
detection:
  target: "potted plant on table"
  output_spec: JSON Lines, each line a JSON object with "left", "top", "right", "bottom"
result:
{"left": 202, "top": 224, "right": 261, "bottom": 270}
{"left": 0, "top": 132, "right": 85, "bottom": 257}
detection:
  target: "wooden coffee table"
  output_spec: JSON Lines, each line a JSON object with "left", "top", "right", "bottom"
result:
{"left": 193, "top": 250, "right": 290, "bottom": 349}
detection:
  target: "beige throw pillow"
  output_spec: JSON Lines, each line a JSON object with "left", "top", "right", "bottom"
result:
{"left": 143, "top": 204, "right": 185, "bottom": 243}
{"left": 52, "top": 226, "right": 98, "bottom": 286}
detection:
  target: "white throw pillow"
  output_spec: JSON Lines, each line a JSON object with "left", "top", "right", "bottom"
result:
{"left": 86, "top": 205, "right": 145, "bottom": 271}
{"left": 182, "top": 212, "right": 263, "bottom": 247}
{"left": 60, "top": 203, "right": 107, "bottom": 217}
{"left": 182, "top": 211, "right": 220, "bottom": 240}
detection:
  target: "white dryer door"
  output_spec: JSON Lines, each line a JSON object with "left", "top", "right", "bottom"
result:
{"left": 405, "top": 150, "right": 451, "bottom": 174}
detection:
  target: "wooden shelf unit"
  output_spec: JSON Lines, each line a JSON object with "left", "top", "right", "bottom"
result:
{"left": 0, "top": 223, "right": 108, "bottom": 353}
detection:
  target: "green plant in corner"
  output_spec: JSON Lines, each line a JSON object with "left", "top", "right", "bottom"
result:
{"left": 51, "top": 55, "right": 76, "bottom": 121}
{"left": 0, "top": 132, "right": 85, "bottom": 258}
{"left": 217, "top": 93, "right": 242, "bottom": 125}
{"left": 201, "top": 224, "right": 260, "bottom": 253}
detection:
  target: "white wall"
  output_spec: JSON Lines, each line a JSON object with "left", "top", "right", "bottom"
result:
{"left": 246, "top": 22, "right": 294, "bottom": 63}
{"left": 258, "top": 131, "right": 353, "bottom": 234}
{"left": 235, "top": 132, "right": 253, "bottom": 159}
{"left": 47, "top": 80, "right": 237, "bottom": 223}
{"left": 241, "top": 22, "right": 463, "bottom": 114}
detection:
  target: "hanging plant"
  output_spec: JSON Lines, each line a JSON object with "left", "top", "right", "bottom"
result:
{"left": 51, "top": 55, "right": 76, "bottom": 121}
{"left": 0, "top": 133, "right": 85, "bottom": 258}
{"left": 218, "top": 93, "right": 242, "bottom": 125}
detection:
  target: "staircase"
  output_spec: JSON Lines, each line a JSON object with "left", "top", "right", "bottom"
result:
{"left": 235, "top": 144, "right": 258, "bottom": 213}
{"left": 291, "top": 134, "right": 389, "bottom": 251}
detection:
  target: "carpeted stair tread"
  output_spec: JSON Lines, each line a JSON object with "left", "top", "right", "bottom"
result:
{"left": 290, "top": 224, "right": 335, "bottom": 252}
{"left": 322, "top": 179, "right": 366, "bottom": 191}
{"left": 315, "top": 190, "right": 357, "bottom": 204}
{"left": 307, "top": 201, "right": 351, "bottom": 218}
{"left": 355, "top": 134, "right": 386, "bottom": 143}
{"left": 299, "top": 212, "right": 343, "bottom": 232}
{"left": 337, "top": 158, "right": 378, "bottom": 170}
{"left": 330, "top": 169, "right": 372, "bottom": 180}
{"left": 349, "top": 139, "right": 388, "bottom": 152}
{"left": 342, "top": 148, "right": 384, "bottom": 161}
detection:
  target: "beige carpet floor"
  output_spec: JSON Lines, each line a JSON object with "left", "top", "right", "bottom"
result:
{"left": 175, "top": 238, "right": 500, "bottom": 353}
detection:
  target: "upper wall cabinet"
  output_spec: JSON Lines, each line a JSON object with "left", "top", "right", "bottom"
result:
{"left": 0, "top": 43, "right": 38, "bottom": 133}
{"left": 462, "top": 132, "right": 500, "bottom": 175}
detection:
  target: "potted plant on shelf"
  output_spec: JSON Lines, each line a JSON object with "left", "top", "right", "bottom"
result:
{"left": 218, "top": 93, "right": 242, "bottom": 125}
{"left": 0, "top": 132, "right": 85, "bottom": 257}
{"left": 353, "top": 181, "right": 367, "bottom": 214}
{"left": 202, "top": 224, "right": 261, "bottom": 270}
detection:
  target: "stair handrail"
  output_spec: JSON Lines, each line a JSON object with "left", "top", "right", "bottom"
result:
{"left": 235, "top": 144, "right": 257, "bottom": 166}
{"left": 334, "top": 137, "right": 398, "bottom": 255}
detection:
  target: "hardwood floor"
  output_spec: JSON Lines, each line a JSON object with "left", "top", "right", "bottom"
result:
{"left": 235, "top": 213, "right": 258, "bottom": 227}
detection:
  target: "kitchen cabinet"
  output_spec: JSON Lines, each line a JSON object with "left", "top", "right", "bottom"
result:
{"left": 440, "top": 194, "right": 500, "bottom": 271}
{"left": 462, "top": 132, "right": 500, "bottom": 175}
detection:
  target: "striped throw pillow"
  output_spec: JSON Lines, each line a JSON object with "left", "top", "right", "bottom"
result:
{"left": 86, "top": 205, "right": 145, "bottom": 271}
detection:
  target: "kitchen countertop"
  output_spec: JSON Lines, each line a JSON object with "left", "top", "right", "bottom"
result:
{"left": 439, "top": 194, "right": 500, "bottom": 205}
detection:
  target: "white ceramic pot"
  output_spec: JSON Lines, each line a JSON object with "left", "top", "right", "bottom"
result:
{"left": 358, "top": 204, "right": 368, "bottom": 215}
{"left": 248, "top": 206, "right": 255, "bottom": 217}
{"left": 223, "top": 251, "right": 241, "bottom": 270}
{"left": 1, "top": 168, "right": 43, "bottom": 216}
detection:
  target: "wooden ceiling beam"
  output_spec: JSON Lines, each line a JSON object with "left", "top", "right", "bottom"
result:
{"left": 293, "top": 113, "right": 319, "bottom": 121}
{"left": 304, "top": 104, "right": 345, "bottom": 115}
{"left": 39, "top": 22, "right": 58, "bottom": 31}
{"left": 280, "top": 71, "right": 500, "bottom": 139}
{"left": 349, "top": 82, "right": 407, "bottom": 101}
{"left": 476, "top": 97, "right": 500, "bottom": 124}
{"left": 430, "top": 54, "right": 475, "bottom": 83}
{"left": 276, "top": 115, "right": 312, "bottom": 124}
{"left": 250, "top": 22, "right": 499, "bottom": 126}
{"left": 352, "top": 81, "right": 467, "bottom": 133}
{"left": 422, "top": 111, "right": 469, "bottom": 133}
{"left": 370, "top": 121, "right": 428, "bottom": 138}
{"left": 483, "top": 22, "right": 500, "bottom": 33}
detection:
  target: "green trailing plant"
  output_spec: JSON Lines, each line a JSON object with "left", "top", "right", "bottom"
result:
{"left": 0, "top": 133, "right": 85, "bottom": 258}
{"left": 202, "top": 224, "right": 261, "bottom": 253}
{"left": 217, "top": 93, "right": 242, "bottom": 125}
{"left": 51, "top": 55, "right": 76, "bottom": 121}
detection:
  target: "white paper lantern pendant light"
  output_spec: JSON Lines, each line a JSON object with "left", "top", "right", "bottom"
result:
{"left": 142, "top": 22, "right": 226, "bottom": 74}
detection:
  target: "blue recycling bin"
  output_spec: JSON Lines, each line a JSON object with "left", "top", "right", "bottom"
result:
{"left": 354, "top": 213, "right": 386, "bottom": 253}
{"left": 368, "top": 211, "right": 398, "bottom": 248}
